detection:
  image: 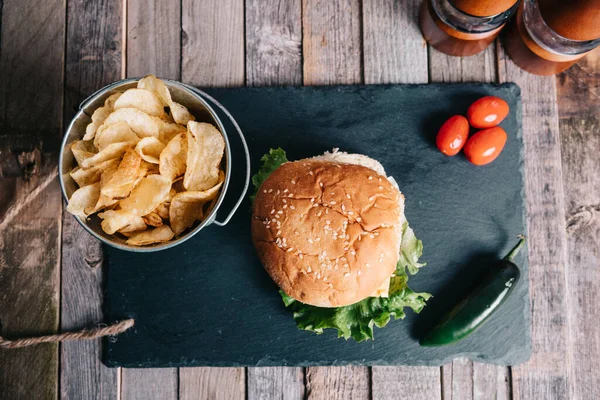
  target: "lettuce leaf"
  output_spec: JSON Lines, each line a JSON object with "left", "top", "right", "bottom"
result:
{"left": 400, "top": 221, "right": 427, "bottom": 276}
{"left": 250, "top": 148, "right": 431, "bottom": 342}
{"left": 280, "top": 225, "right": 431, "bottom": 342}
{"left": 250, "top": 148, "right": 288, "bottom": 202}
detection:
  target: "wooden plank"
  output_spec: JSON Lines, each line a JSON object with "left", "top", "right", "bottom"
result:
{"left": 306, "top": 366, "right": 369, "bottom": 400}
{"left": 122, "top": 369, "right": 178, "bottom": 400}
{"left": 302, "top": 1, "right": 369, "bottom": 397}
{"left": 60, "top": 0, "right": 122, "bottom": 399}
{"left": 363, "top": 0, "right": 428, "bottom": 84}
{"left": 441, "top": 358, "right": 510, "bottom": 400}
{"left": 497, "top": 40, "right": 571, "bottom": 400}
{"left": 373, "top": 366, "right": 441, "bottom": 400}
{"left": 122, "top": 1, "right": 180, "bottom": 396}
{"left": 247, "top": 367, "right": 305, "bottom": 400}
{"left": 179, "top": 1, "right": 246, "bottom": 397}
{"left": 362, "top": 1, "right": 443, "bottom": 398}
{"left": 0, "top": 0, "right": 64, "bottom": 150}
{"left": 179, "top": 368, "right": 245, "bottom": 400}
{"left": 557, "top": 51, "right": 600, "bottom": 400}
{"left": 302, "top": 0, "right": 362, "bottom": 86}
{"left": 181, "top": 0, "right": 244, "bottom": 87}
{"left": 0, "top": 0, "right": 64, "bottom": 398}
{"left": 60, "top": 216, "right": 120, "bottom": 400}
{"left": 429, "top": 40, "right": 511, "bottom": 400}
{"left": 127, "top": 0, "right": 181, "bottom": 79}
{"left": 429, "top": 44, "right": 497, "bottom": 83}
{"left": 245, "top": 1, "right": 305, "bottom": 397}
{"left": 245, "top": 0, "right": 302, "bottom": 87}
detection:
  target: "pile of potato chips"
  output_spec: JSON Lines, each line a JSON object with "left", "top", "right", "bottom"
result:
{"left": 66, "top": 75, "right": 225, "bottom": 246}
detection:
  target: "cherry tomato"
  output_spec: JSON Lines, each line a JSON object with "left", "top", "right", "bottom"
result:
{"left": 467, "top": 96, "right": 509, "bottom": 129}
{"left": 464, "top": 127, "right": 508, "bottom": 166}
{"left": 436, "top": 115, "right": 469, "bottom": 156}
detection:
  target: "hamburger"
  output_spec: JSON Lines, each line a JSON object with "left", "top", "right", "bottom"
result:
{"left": 251, "top": 148, "right": 431, "bottom": 341}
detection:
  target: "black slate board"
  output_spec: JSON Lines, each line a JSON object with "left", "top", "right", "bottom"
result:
{"left": 104, "top": 84, "right": 531, "bottom": 367}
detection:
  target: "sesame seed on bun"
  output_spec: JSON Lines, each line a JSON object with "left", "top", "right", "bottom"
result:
{"left": 251, "top": 155, "right": 404, "bottom": 308}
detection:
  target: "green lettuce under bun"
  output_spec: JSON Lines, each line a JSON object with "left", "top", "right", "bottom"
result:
{"left": 251, "top": 148, "right": 431, "bottom": 342}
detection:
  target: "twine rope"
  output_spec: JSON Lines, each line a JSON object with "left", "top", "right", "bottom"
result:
{"left": 0, "top": 319, "right": 135, "bottom": 349}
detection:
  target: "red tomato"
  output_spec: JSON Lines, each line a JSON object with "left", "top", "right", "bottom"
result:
{"left": 436, "top": 115, "right": 469, "bottom": 156}
{"left": 467, "top": 96, "right": 509, "bottom": 129}
{"left": 464, "top": 127, "right": 508, "bottom": 166}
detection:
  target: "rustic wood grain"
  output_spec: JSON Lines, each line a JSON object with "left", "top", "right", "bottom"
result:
{"left": 245, "top": 0, "right": 302, "bottom": 86}
{"left": 373, "top": 366, "right": 441, "bottom": 399}
{"left": 179, "top": 368, "right": 245, "bottom": 400}
{"left": 60, "top": 0, "right": 123, "bottom": 399}
{"left": 0, "top": 0, "right": 64, "bottom": 151}
{"left": 245, "top": 1, "right": 305, "bottom": 397}
{"left": 122, "top": 369, "right": 178, "bottom": 400}
{"left": 441, "top": 358, "right": 510, "bottom": 400}
{"left": 179, "top": 1, "right": 247, "bottom": 397}
{"left": 0, "top": 162, "right": 62, "bottom": 400}
{"left": 302, "top": 1, "right": 370, "bottom": 397}
{"left": 248, "top": 367, "right": 305, "bottom": 400}
{"left": 127, "top": 0, "right": 181, "bottom": 79}
{"left": 557, "top": 51, "right": 600, "bottom": 400}
{"left": 0, "top": 0, "right": 64, "bottom": 398}
{"left": 123, "top": 1, "right": 180, "bottom": 395}
{"left": 429, "top": 44, "right": 497, "bottom": 83}
{"left": 305, "top": 366, "right": 369, "bottom": 400}
{"left": 429, "top": 39, "right": 511, "bottom": 400}
{"left": 181, "top": 0, "right": 244, "bottom": 87}
{"left": 362, "top": 2, "right": 445, "bottom": 398}
{"left": 498, "top": 41, "right": 571, "bottom": 400}
{"left": 302, "top": 0, "right": 362, "bottom": 85}
{"left": 363, "top": 0, "right": 428, "bottom": 84}
{"left": 61, "top": 216, "right": 119, "bottom": 400}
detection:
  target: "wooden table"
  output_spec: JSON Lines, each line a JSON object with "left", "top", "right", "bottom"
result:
{"left": 1, "top": 1, "right": 598, "bottom": 399}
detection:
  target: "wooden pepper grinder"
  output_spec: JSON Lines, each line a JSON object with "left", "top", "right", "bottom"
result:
{"left": 504, "top": 0, "right": 600, "bottom": 75}
{"left": 420, "top": 0, "right": 520, "bottom": 57}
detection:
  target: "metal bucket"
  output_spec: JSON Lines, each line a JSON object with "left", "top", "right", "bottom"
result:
{"left": 59, "top": 78, "right": 250, "bottom": 252}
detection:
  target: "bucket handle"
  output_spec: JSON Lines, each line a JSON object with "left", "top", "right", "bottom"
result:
{"left": 186, "top": 86, "right": 251, "bottom": 227}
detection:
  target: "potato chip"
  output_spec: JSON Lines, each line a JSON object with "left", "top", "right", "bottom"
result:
{"left": 159, "top": 132, "right": 187, "bottom": 181}
{"left": 154, "top": 202, "right": 170, "bottom": 220}
{"left": 137, "top": 75, "right": 195, "bottom": 125}
{"left": 143, "top": 212, "right": 163, "bottom": 227}
{"left": 143, "top": 162, "right": 160, "bottom": 176}
{"left": 80, "top": 142, "right": 132, "bottom": 169}
{"left": 117, "top": 217, "right": 148, "bottom": 236}
{"left": 114, "top": 88, "right": 166, "bottom": 118}
{"left": 156, "top": 119, "right": 187, "bottom": 144}
{"left": 170, "top": 103, "right": 195, "bottom": 126}
{"left": 94, "top": 122, "right": 140, "bottom": 150}
{"left": 83, "top": 93, "right": 121, "bottom": 141}
{"left": 119, "top": 174, "right": 171, "bottom": 216}
{"left": 66, "top": 75, "right": 229, "bottom": 245}
{"left": 126, "top": 225, "right": 174, "bottom": 246}
{"left": 101, "top": 149, "right": 144, "bottom": 199}
{"left": 98, "top": 210, "right": 145, "bottom": 235}
{"left": 184, "top": 122, "right": 225, "bottom": 191}
{"left": 86, "top": 161, "right": 121, "bottom": 214}
{"left": 66, "top": 182, "right": 101, "bottom": 217}
{"left": 135, "top": 137, "right": 166, "bottom": 164}
{"left": 169, "top": 173, "right": 224, "bottom": 235}
{"left": 117, "top": 219, "right": 148, "bottom": 237}
{"left": 102, "top": 107, "right": 160, "bottom": 138}
{"left": 70, "top": 159, "right": 119, "bottom": 187}
{"left": 71, "top": 140, "right": 97, "bottom": 167}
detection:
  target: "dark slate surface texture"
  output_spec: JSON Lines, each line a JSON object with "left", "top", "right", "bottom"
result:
{"left": 104, "top": 84, "right": 531, "bottom": 367}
